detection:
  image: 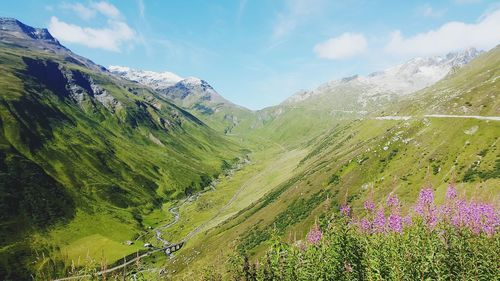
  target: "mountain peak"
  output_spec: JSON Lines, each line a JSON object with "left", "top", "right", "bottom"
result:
{"left": 444, "top": 47, "right": 481, "bottom": 66}
{"left": 108, "top": 65, "right": 183, "bottom": 88}
{"left": 179, "top": 77, "right": 210, "bottom": 87}
{"left": 0, "top": 17, "right": 59, "bottom": 45}
{"left": 109, "top": 66, "right": 230, "bottom": 106}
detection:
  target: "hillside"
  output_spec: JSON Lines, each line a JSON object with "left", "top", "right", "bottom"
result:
{"left": 0, "top": 15, "right": 498, "bottom": 281}
{"left": 161, "top": 46, "right": 499, "bottom": 280}
{"left": 0, "top": 18, "right": 242, "bottom": 279}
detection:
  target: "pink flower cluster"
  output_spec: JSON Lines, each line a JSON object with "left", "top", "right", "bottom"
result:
{"left": 358, "top": 192, "right": 410, "bottom": 233}
{"left": 414, "top": 187, "right": 438, "bottom": 228}
{"left": 307, "top": 224, "right": 323, "bottom": 244}
{"left": 340, "top": 204, "right": 351, "bottom": 217}
{"left": 353, "top": 185, "right": 499, "bottom": 236}
{"left": 441, "top": 185, "right": 499, "bottom": 236}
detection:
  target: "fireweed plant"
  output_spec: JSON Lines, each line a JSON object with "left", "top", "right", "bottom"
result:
{"left": 225, "top": 185, "right": 500, "bottom": 280}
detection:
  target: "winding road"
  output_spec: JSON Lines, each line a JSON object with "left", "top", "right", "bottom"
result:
{"left": 374, "top": 114, "right": 500, "bottom": 121}
{"left": 53, "top": 205, "right": 183, "bottom": 281}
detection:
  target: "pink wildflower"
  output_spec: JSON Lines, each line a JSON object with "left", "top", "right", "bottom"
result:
{"left": 388, "top": 213, "right": 403, "bottom": 233}
{"left": 364, "top": 200, "right": 375, "bottom": 212}
{"left": 386, "top": 193, "right": 399, "bottom": 208}
{"left": 445, "top": 184, "right": 457, "bottom": 200}
{"left": 402, "top": 215, "right": 412, "bottom": 226}
{"left": 373, "top": 207, "right": 386, "bottom": 233}
{"left": 359, "top": 218, "right": 371, "bottom": 232}
{"left": 307, "top": 224, "right": 322, "bottom": 244}
{"left": 340, "top": 204, "right": 351, "bottom": 217}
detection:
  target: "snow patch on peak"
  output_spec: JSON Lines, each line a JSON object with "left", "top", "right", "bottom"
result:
{"left": 108, "top": 65, "right": 130, "bottom": 73}
{"left": 108, "top": 65, "right": 183, "bottom": 89}
{"left": 180, "top": 77, "right": 204, "bottom": 85}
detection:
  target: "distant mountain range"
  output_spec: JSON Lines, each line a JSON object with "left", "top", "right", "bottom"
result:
{"left": 110, "top": 47, "right": 482, "bottom": 140}
{"left": 109, "top": 66, "right": 232, "bottom": 107}
{"left": 110, "top": 48, "right": 481, "bottom": 113}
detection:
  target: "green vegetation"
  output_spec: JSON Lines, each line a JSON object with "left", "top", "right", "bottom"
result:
{"left": 237, "top": 190, "right": 329, "bottom": 254}
{"left": 1, "top": 22, "right": 500, "bottom": 281}
{"left": 226, "top": 213, "right": 500, "bottom": 281}
{"left": 220, "top": 185, "right": 500, "bottom": 281}
{"left": 0, "top": 41, "right": 242, "bottom": 279}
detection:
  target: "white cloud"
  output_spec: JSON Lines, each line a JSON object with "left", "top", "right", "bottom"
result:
{"left": 385, "top": 9, "right": 500, "bottom": 56}
{"left": 48, "top": 16, "right": 135, "bottom": 52}
{"left": 314, "top": 33, "right": 367, "bottom": 60}
{"left": 49, "top": 1, "right": 135, "bottom": 52}
{"left": 92, "top": 1, "right": 122, "bottom": 19}
{"left": 63, "top": 3, "right": 96, "bottom": 20}
{"left": 62, "top": 1, "right": 121, "bottom": 20}
{"left": 273, "top": 0, "right": 325, "bottom": 39}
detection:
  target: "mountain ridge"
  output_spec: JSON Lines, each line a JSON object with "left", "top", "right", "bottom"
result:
{"left": 110, "top": 47, "right": 482, "bottom": 112}
{"left": 284, "top": 48, "right": 482, "bottom": 105}
{"left": 0, "top": 17, "right": 60, "bottom": 44}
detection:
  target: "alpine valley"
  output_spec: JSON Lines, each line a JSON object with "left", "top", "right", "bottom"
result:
{"left": 0, "top": 16, "right": 499, "bottom": 281}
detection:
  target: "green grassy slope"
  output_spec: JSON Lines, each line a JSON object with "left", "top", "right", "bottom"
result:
{"left": 182, "top": 102, "right": 255, "bottom": 135}
{"left": 1, "top": 19, "right": 499, "bottom": 280}
{"left": 0, "top": 40, "right": 242, "bottom": 279}
{"left": 162, "top": 46, "right": 500, "bottom": 280}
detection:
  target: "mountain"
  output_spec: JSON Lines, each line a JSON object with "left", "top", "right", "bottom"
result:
{"left": 284, "top": 48, "right": 481, "bottom": 109}
{"left": 0, "top": 18, "right": 241, "bottom": 279}
{"left": 166, "top": 46, "right": 499, "bottom": 280}
{"left": 109, "top": 49, "right": 480, "bottom": 144}
{"left": 110, "top": 66, "right": 253, "bottom": 133}
{"left": 0, "top": 17, "right": 59, "bottom": 43}
{"left": 108, "top": 65, "right": 183, "bottom": 89}
{"left": 384, "top": 46, "right": 499, "bottom": 117}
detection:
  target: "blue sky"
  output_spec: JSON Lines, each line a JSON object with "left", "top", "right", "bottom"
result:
{"left": 2, "top": 0, "right": 500, "bottom": 109}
